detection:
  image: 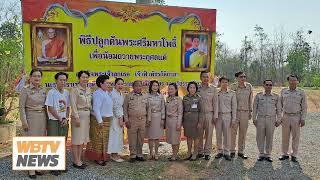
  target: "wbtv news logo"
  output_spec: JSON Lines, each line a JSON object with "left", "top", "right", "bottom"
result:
{"left": 12, "top": 137, "right": 66, "bottom": 170}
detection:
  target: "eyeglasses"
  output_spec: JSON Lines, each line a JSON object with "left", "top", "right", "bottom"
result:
{"left": 239, "top": 75, "right": 246, "bottom": 78}
{"left": 265, "top": 84, "right": 273, "bottom": 87}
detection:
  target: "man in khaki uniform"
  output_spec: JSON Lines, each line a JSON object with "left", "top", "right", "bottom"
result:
{"left": 279, "top": 75, "right": 307, "bottom": 163}
{"left": 253, "top": 80, "right": 281, "bottom": 162}
{"left": 215, "top": 76, "right": 237, "bottom": 161}
{"left": 198, "top": 71, "right": 218, "bottom": 160}
{"left": 230, "top": 71, "right": 253, "bottom": 159}
{"left": 124, "top": 80, "right": 151, "bottom": 162}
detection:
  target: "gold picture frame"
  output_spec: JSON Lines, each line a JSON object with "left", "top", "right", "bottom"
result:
{"left": 181, "top": 30, "right": 212, "bottom": 72}
{"left": 31, "top": 22, "right": 73, "bottom": 71}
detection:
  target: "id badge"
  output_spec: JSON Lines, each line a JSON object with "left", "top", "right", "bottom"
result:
{"left": 192, "top": 103, "right": 197, "bottom": 109}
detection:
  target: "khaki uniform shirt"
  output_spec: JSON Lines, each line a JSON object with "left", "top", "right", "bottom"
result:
{"left": 280, "top": 88, "right": 307, "bottom": 121}
{"left": 70, "top": 85, "right": 92, "bottom": 119}
{"left": 148, "top": 93, "right": 165, "bottom": 120}
{"left": 198, "top": 84, "right": 218, "bottom": 119}
{"left": 230, "top": 82, "right": 253, "bottom": 111}
{"left": 218, "top": 89, "right": 237, "bottom": 122}
{"left": 123, "top": 91, "right": 151, "bottom": 123}
{"left": 253, "top": 92, "right": 281, "bottom": 121}
{"left": 19, "top": 84, "right": 46, "bottom": 124}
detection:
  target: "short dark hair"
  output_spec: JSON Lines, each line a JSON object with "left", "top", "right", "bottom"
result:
{"left": 235, "top": 71, "right": 244, "bottom": 77}
{"left": 54, "top": 72, "right": 68, "bottom": 80}
{"left": 30, "top": 69, "right": 42, "bottom": 76}
{"left": 77, "top": 70, "right": 90, "bottom": 79}
{"left": 132, "top": 80, "right": 142, "bottom": 87}
{"left": 149, "top": 80, "right": 160, "bottom": 94}
{"left": 200, "top": 71, "right": 210, "bottom": 78}
{"left": 115, "top": 78, "right": 124, "bottom": 85}
{"left": 287, "top": 74, "right": 299, "bottom": 81}
{"left": 219, "top": 76, "right": 229, "bottom": 82}
{"left": 187, "top": 81, "right": 198, "bottom": 93}
{"left": 263, "top": 79, "right": 273, "bottom": 84}
{"left": 96, "top": 75, "right": 109, "bottom": 88}
{"left": 168, "top": 83, "right": 178, "bottom": 96}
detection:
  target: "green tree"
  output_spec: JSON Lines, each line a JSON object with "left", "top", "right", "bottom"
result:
{"left": 0, "top": 19, "right": 22, "bottom": 123}
{"left": 286, "top": 30, "right": 311, "bottom": 84}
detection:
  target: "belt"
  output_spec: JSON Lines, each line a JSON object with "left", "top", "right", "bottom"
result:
{"left": 219, "top": 112, "right": 232, "bottom": 115}
{"left": 258, "top": 115, "right": 276, "bottom": 117}
{"left": 78, "top": 108, "right": 90, "bottom": 111}
{"left": 27, "top": 109, "right": 45, "bottom": 113}
{"left": 151, "top": 110, "right": 161, "bottom": 113}
{"left": 237, "top": 109, "right": 250, "bottom": 112}
{"left": 285, "top": 112, "right": 300, "bottom": 116}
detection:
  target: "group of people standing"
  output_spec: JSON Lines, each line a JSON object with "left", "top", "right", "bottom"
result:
{"left": 19, "top": 69, "right": 307, "bottom": 179}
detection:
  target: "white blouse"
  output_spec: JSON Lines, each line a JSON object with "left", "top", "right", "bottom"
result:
{"left": 92, "top": 88, "right": 113, "bottom": 123}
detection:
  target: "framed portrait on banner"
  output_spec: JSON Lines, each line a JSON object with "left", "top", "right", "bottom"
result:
{"left": 181, "top": 30, "right": 212, "bottom": 72}
{"left": 31, "top": 22, "right": 73, "bottom": 71}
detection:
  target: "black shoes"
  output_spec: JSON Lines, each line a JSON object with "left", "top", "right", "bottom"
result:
{"left": 224, "top": 155, "right": 231, "bottom": 161}
{"left": 258, "top": 156, "right": 272, "bottom": 162}
{"left": 230, "top": 153, "right": 235, "bottom": 158}
{"left": 279, "top": 155, "right": 290, "bottom": 161}
{"left": 291, "top": 156, "right": 298, "bottom": 163}
{"left": 215, "top": 153, "right": 223, "bottom": 159}
{"left": 197, "top": 154, "right": 204, "bottom": 159}
{"left": 265, "top": 157, "right": 273, "bottom": 162}
{"left": 28, "top": 173, "right": 36, "bottom": 179}
{"left": 136, "top": 156, "right": 146, "bottom": 161}
{"left": 73, "top": 163, "right": 86, "bottom": 169}
{"left": 185, "top": 154, "right": 192, "bottom": 161}
{"left": 238, "top": 153, "right": 248, "bottom": 159}
{"left": 204, "top": 155, "right": 211, "bottom": 160}
{"left": 257, "top": 156, "right": 265, "bottom": 161}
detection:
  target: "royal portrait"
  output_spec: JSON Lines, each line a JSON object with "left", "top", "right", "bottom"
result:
{"left": 181, "top": 30, "right": 212, "bottom": 72}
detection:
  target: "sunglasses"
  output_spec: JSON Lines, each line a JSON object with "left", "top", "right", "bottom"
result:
{"left": 265, "top": 84, "right": 273, "bottom": 87}
{"left": 239, "top": 75, "right": 246, "bottom": 78}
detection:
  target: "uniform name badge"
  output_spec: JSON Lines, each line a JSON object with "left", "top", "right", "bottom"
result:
{"left": 192, "top": 103, "right": 197, "bottom": 109}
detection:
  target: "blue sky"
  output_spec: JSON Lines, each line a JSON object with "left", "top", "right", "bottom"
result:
{"left": 8, "top": 0, "right": 319, "bottom": 49}
{"left": 105, "top": 0, "right": 320, "bottom": 50}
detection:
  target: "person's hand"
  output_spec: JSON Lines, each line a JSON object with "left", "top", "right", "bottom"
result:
{"left": 118, "top": 117, "right": 124, "bottom": 128}
{"left": 231, "top": 121, "right": 237, "bottom": 128}
{"left": 253, "top": 120, "right": 257, "bottom": 127}
{"left": 160, "top": 120, "right": 165, "bottom": 128}
{"left": 98, "top": 122, "right": 103, "bottom": 128}
{"left": 146, "top": 121, "right": 151, "bottom": 127}
{"left": 197, "top": 123, "right": 202, "bottom": 129}
{"left": 22, "top": 122, "right": 29, "bottom": 131}
{"left": 176, "top": 124, "right": 181, "bottom": 131}
{"left": 75, "top": 118, "right": 80, "bottom": 127}
{"left": 212, "top": 118, "right": 217, "bottom": 125}
{"left": 125, "top": 121, "right": 131, "bottom": 129}
{"left": 300, "top": 120, "right": 305, "bottom": 127}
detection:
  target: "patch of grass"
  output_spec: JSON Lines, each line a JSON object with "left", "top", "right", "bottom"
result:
{"left": 306, "top": 119, "right": 320, "bottom": 125}
{"left": 188, "top": 160, "right": 205, "bottom": 172}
